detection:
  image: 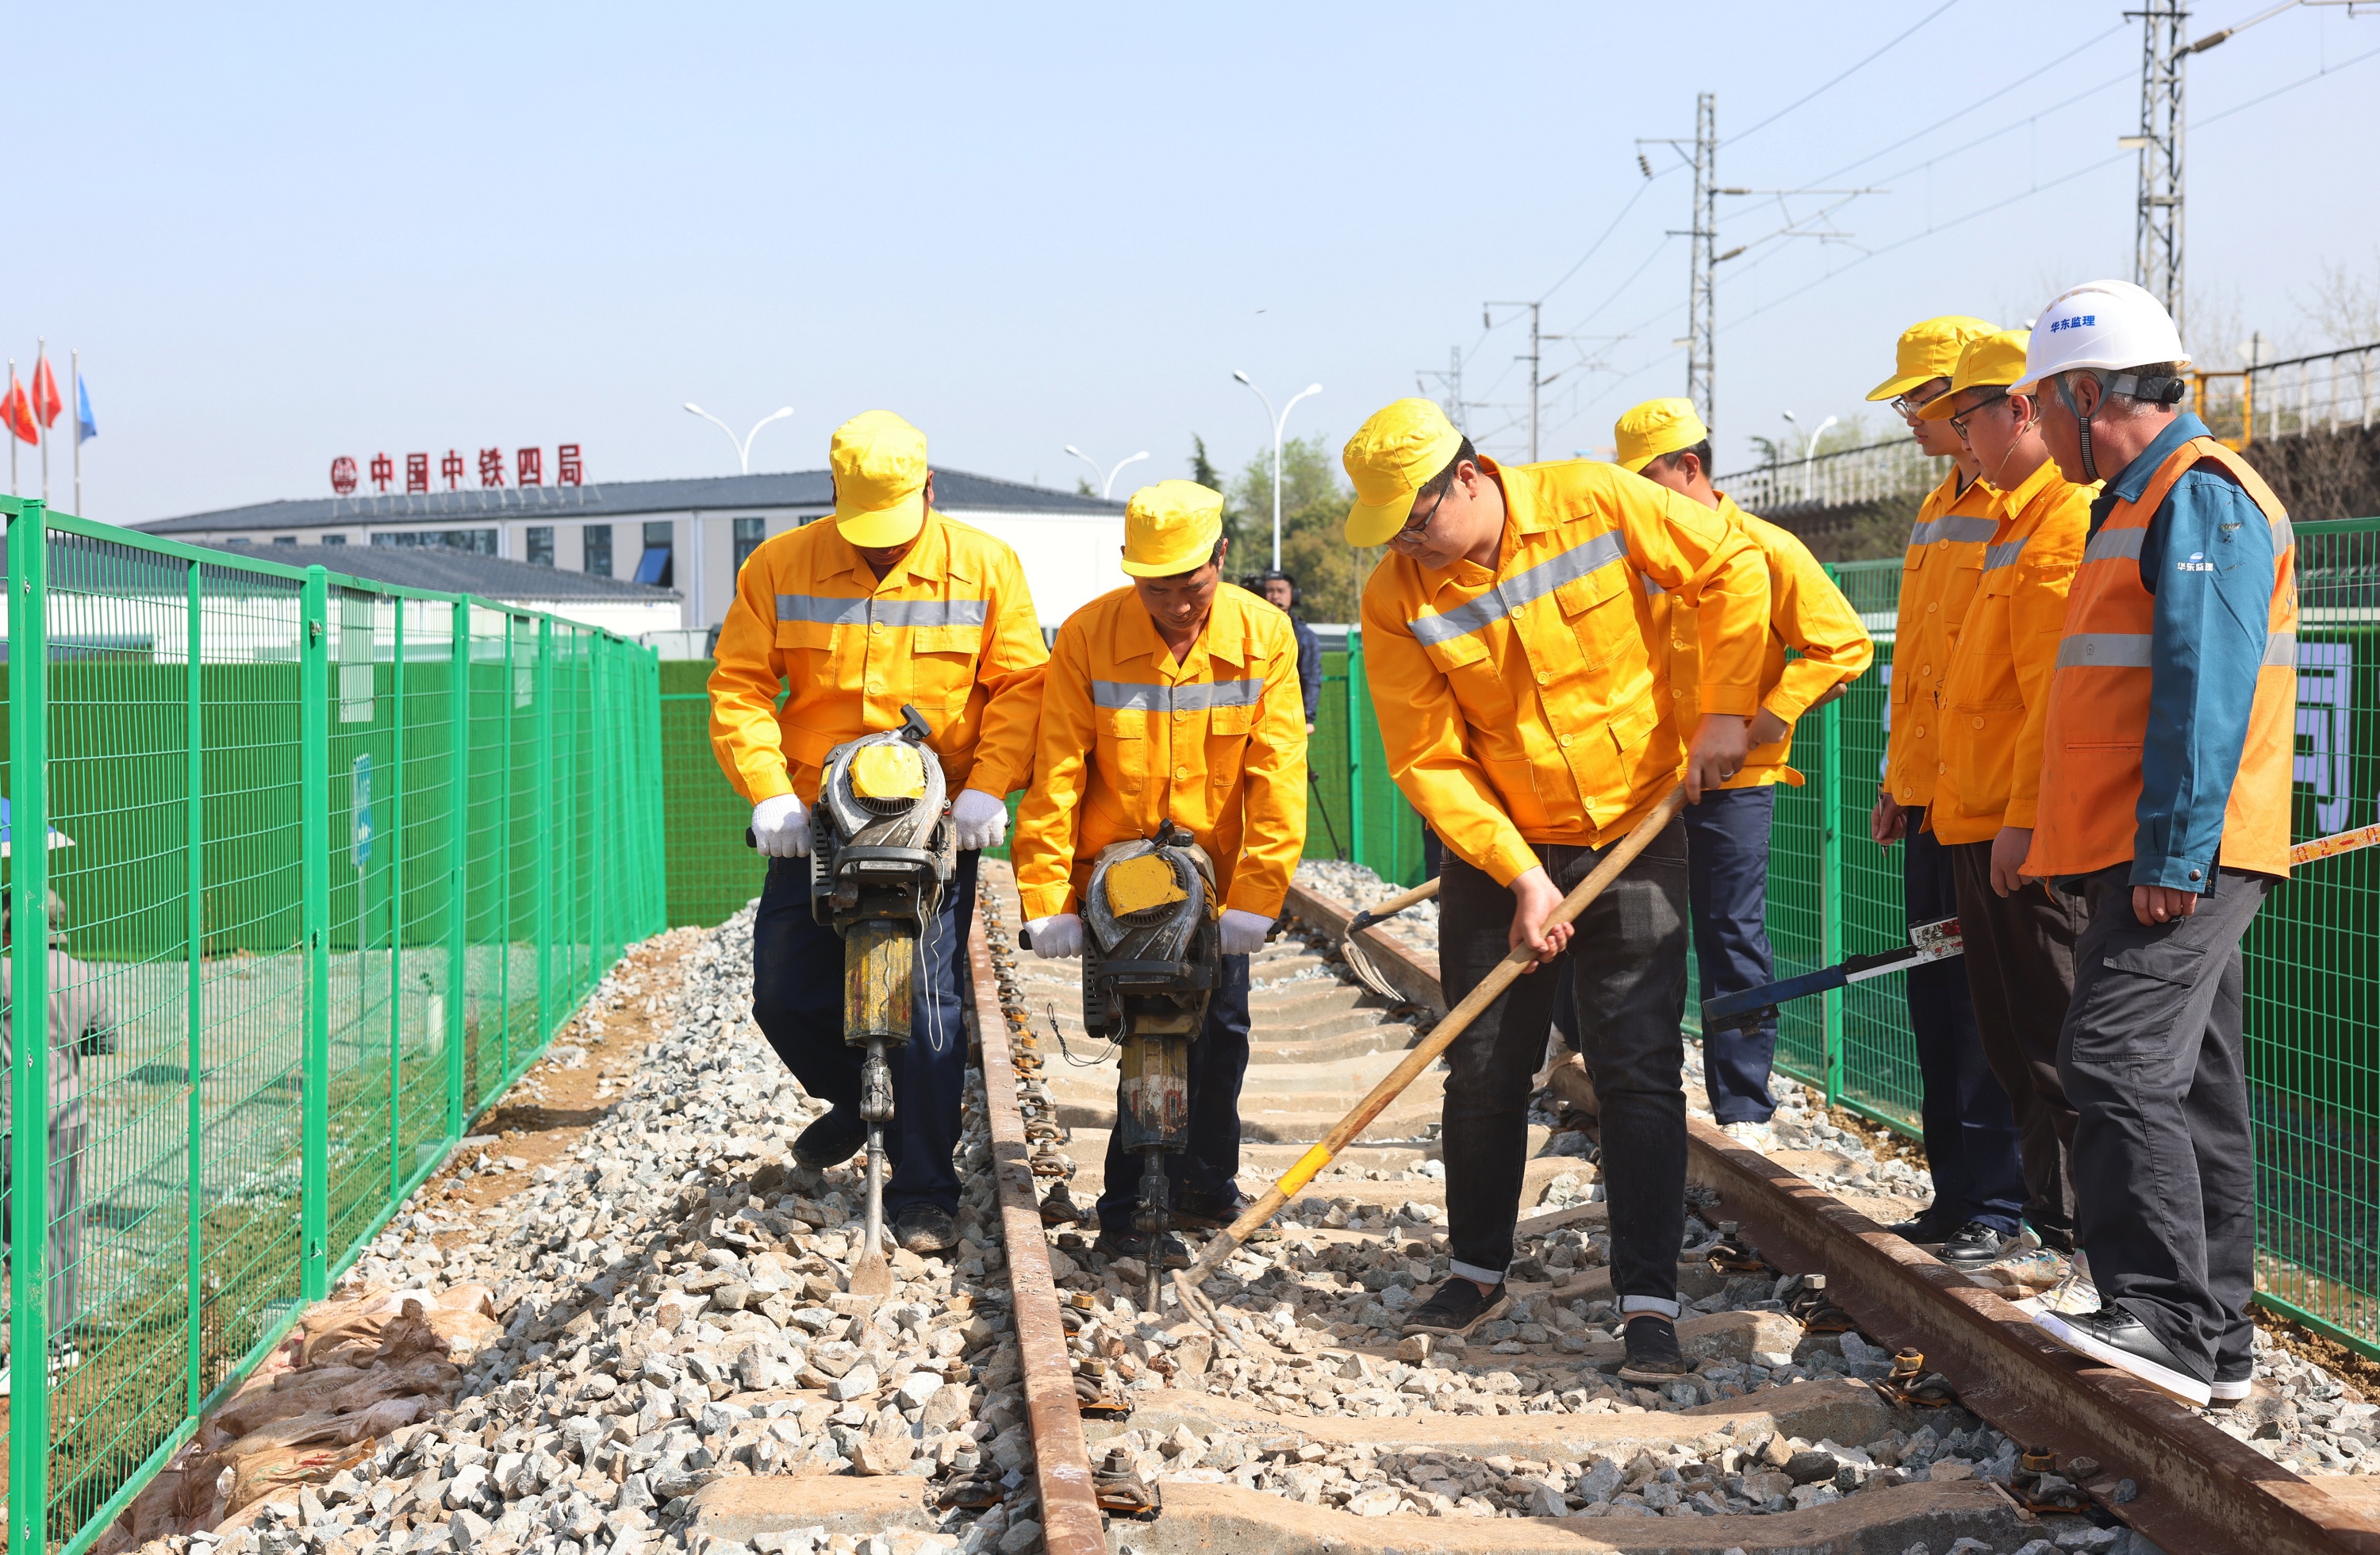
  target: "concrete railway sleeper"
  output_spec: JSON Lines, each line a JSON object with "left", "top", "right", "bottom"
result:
{"left": 969, "top": 861, "right": 2380, "bottom": 1555}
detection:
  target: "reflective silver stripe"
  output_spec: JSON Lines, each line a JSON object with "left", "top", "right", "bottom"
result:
{"left": 2082, "top": 527, "right": 2145, "bottom": 564}
{"left": 2271, "top": 514, "right": 2294, "bottom": 553}
{"left": 2055, "top": 630, "right": 2296, "bottom": 668}
{"left": 1407, "top": 528, "right": 1627, "bottom": 647}
{"left": 774, "top": 595, "right": 988, "bottom": 628}
{"left": 1641, "top": 574, "right": 1664, "bottom": 596}
{"left": 2056, "top": 632, "right": 2152, "bottom": 668}
{"left": 1983, "top": 539, "right": 2027, "bottom": 570}
{"left": 1906, "top": 514, "right": 1998, "bottom": 547}
{"left": 1092, "top": 678, "right": 1265, "bottom": 712}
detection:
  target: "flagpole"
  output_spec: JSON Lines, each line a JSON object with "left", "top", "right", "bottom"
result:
{"left": 37, "top": 337, "right": 48, "bottom": 505}
{"left": 71, "top": 350, "right": 82, "bottom": 517}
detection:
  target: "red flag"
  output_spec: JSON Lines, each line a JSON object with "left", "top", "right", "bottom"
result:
{"left": 31, "top": 354, "right": 61, "bottom": 428}
{"left": 1, "top": 375, "right": 36, "bottom": 445}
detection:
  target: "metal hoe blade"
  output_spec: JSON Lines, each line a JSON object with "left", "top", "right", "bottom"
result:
{"left": 1338, "top": 877, "right": 1438, "bottom": 1002}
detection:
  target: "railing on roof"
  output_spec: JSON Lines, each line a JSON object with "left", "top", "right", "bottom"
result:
{"left": 1717, "top": 436, "right": 1944, "bottom": 516}
{"left": 2196, "top": 340, "right": 2380, "bottom": 448}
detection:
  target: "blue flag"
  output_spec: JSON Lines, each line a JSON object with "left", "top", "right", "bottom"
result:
{"left": 76, "top": 375, "right": 96, "bottom": 443}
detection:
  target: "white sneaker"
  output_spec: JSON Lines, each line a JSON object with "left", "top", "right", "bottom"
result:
{"left": 1720, "top": 1120, "right": 1776, "bottom": 1153}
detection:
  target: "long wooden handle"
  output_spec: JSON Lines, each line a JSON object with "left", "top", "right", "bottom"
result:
{"left": 1183, "top": 781, "right": 1687, "bottom": 1285}
{"left": 1347, "top": 877, "right": 1440, "bottom": 929}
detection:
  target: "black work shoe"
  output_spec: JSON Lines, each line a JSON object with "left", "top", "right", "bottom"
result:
{"left": 1937, "top": 1220, "right": 2022, "bottom": 1272}
{"left": 2209, "top": 1359, "right": 2255, "bottom": 1403}
{"left": 892, "top": 1203, "right": 959, "bottom": 1255}
{"left": 1401, "top": 1279, "right": 1508, "bottom": 1338}
{"left": 1616, "top": 1315, "right": 1691, "bottom": 1384}
{"left": 1885, "top": 1211, "right": 1962, "bottom": 1251}
{"left": 1171, "top": 1188, "right": 1251, "bottom": 1231}
{"left": 793, "top": 1107, "right": 866, "bottom": 1169}
{"left": 2033, "top": 1304, "right": 2211, "bottom": 1407}
{"left": 1093, "top": 1227, "right": 1189, "bottom": 1269}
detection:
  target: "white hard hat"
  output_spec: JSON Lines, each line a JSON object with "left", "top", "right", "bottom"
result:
{"left": 2012, "top": 279, "right": 2188, "bottom": 395}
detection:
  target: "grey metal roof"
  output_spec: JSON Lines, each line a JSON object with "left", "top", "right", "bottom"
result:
{"left": 140, "top": 467, "right": 1125, "bottom": 536}
{"left": 198, "top": 542, "right": 682, "bottom": 601}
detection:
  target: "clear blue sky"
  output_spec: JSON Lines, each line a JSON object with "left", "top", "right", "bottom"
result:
{"left": 10, "top": 2, "right": 2377, "bottom": 523}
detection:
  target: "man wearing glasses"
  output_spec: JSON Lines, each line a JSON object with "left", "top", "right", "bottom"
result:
{"left": 1864, "top": 316, "right": 2030, "bottom": 1272}
{"left": 1914, "top": 330, "right": 2098, "bottom": 1293}
{"left": 1341, "top": 398, "right": 1766, "bottom": 1384}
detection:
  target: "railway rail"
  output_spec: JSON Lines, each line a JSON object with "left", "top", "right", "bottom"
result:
{"left": 969, "top": 862, "right": 2380, "bottom": 1555}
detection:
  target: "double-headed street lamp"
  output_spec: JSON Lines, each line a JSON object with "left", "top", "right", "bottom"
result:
{"left": 1063, "top": 445, "right": 1150, "bottom": 499}
{"left": 1232, "top": 371, "right": 1322, "bottom": 570}
{"left": 685, "top": 403, "right": 796, "bottom": 474}
{"left": 1780, "top": 411, "right": 1837, "bottom": 505}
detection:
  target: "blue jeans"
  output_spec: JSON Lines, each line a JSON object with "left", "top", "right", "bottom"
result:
{"left": 750, "top": 850, "right": 978, "bottom": 1217}
{"left": 1683, "top": 786, "right": 1778, "bottom": 1123}
{"left": 1097, "top": 953, "right": 1252, "bottom": 1234}
{"left": 1902, "top": 812, "right": 2024, "bottom": 1234}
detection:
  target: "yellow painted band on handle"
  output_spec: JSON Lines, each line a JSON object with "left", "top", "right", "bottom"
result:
{"left": 1278, "top": 1144, "right": 1334, "bottom": 1199}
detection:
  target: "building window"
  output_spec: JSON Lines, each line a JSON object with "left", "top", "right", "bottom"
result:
{"left": 370, "top": 529, "right": 497, "bottom": 553}
{"left": 272, "top": 536, "right": 297, "bottom": 545}
{"left": 634, "top": 520, "right": 674, "bottom": 588}
{"left": 321, "top": 534, "right": 347, "bottom": 546}
{"left": 526, "top": 526, "right": 555, "bottom": 566}
{"left": 732, "top": 517, "right": 766, "bottom": 574}
{"left": 583, "top": 524, "right": 613, "bottom": 577}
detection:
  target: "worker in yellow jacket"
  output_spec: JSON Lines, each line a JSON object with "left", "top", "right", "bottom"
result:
{"left": 1614, "top": 398, "right": 1871, "bottom": 1150}
{"left": 708, "top": 410, "right": 1048, "bottom": 1254}
{"left": 1865, "top": 316, "right": 2031, "bottom": 1263}
{"left": 1013, "top": 481, "right": 1307, "bottom": 1265}
{"left": 1915, "top": 330, "right": 2097, "bottom": 1287}
{"left": 1343, "top": 397, "right": 1765, "bottom": 1383}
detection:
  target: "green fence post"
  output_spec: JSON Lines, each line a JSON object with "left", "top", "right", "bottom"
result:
{"left": 447, "top": 600, "right": 469, "bottom": 1138}
{"left": 389, "top": 593, "right": 406, "bottom": 1207}
{"left": 1346, "top": 629, "right": 1366, "bottom": 871}
{"left": 9, "top": 501, "right": 53, "bottom": 1555}
{"left": 301, "top": 566, "right": 332, "bottom": 1301}
{"left": 497, "top": 616, "right": 514, "bottom": 1093}
{"left": 536, "top": 616, "right": 555, "bottom": 1046}
{"left": 185, "top": 557, "right": 206, "bottom": 1416}
{"left": 1820, "top": 680, "right": 1845, "bottom": 1108}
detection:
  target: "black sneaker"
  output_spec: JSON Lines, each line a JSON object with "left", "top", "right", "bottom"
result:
{"left": 893, "top": 1202, "right": 959, "bottom": 1255}
{"left": 1885, "top": 1210, "right": 1962, "bottom": 1251}
{"left": 793, "top": 1106, "right": 866, "bottom": 1169}
{"left": 2209, "top": 1359, "right": 2255, "bottom": 1403}
{"left": 1938, "top": 1221, "right": 2023, "bottom": 1272}
{"left": 1401, "top": 1279, "right": 1508, "bottom": 1338}
{"left": 1616, "top": 1315, "right": 1690, "bottom": 1384}
{"left": 2033, "top": 1304, "right": 2210, "bottom": 1407}
{"left": 1172, "top": 1187, "right": 1252, "bottom": 1231}
{"left": 1093, "top": 1227, "right": 1190, "bottom": 1269}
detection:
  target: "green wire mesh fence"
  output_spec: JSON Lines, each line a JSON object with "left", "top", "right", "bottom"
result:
{"left": 3, "top": 498, "right": 668, "bottom": 1555}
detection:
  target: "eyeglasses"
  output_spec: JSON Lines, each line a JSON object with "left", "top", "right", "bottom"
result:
{"left": 1387, "top": 481, "right": 1455, "bottom": 551}
{"left": 1948, "top": 392, "right": 2011, "bottom": 440}
{"left": 1891, "top": 385, "right": 1948, "bottom": 419}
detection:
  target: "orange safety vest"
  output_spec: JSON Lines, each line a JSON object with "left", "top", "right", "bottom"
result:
{"left": 2027, "top": 438, "right": 2297, "bottom": 881}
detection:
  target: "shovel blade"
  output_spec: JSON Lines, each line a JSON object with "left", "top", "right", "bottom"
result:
{"left": 846, "top": 1247, "right": 895, "bottom": 1297}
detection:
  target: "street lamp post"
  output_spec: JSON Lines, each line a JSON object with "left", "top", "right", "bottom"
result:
{"left": 1062, "top": 445, "right": 1150, "bottom": 499}
{"left": 1232, "top": 372, "right": 1322, "bottom": 570}
{"left": 1781, "top": 411, "right": 1837, "bottom": 504}
{"left": 685, "top": 403, "right": 796, "bottom": 474}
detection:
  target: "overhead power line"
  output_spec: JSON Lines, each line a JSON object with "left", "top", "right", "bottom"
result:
{"left": 1726, "top": 1, "right": 1960, "bottom": 145}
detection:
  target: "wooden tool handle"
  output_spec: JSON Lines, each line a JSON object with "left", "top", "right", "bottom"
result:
{"left": 1184, "top": 781, "right": 1687, "bottom": 1284}
{"left": 1348, "top": 877, "right": 1440, "bottom": 929}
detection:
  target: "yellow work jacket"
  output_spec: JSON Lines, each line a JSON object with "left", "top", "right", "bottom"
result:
{"left": 707, "top": 511, "right": 1048, "bottom": 804}
{"left": 1884, "top": 468, "right": 1998, "bottom": 808}
{"left": 1360, "top": 458, "right": 1768, "bottom": 886}
{"left": 1012, "top": 584, "right": 1307, "bottom": 922}
{"left": 1929, "top": 459, "right": 2094, "bottom": 845}
{"left": 1645, "top": 494, "right": 1873, "bottom": 789}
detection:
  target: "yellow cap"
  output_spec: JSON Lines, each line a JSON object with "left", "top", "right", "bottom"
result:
{"left": 850, "top": 743, "right": 927, "bottom": 801}
{"left": 1917, "top": 329, "right": 2035, "bottom": 420}
{"left": 1613, "top": 397, "right": 1710, "bottom": 473}
{"left": 1866, "top": 316, "right": 2000, "bottom": 401}
{"left": 830, "top": 410, "right": 929, "bottom": 547}
{"left": 1102, "top": 854, "right": 1188, "bottom": 917}
{"left": 1341, "top": 398, "right": 1464, "bottom": 546}
{"left": 1120, "top": 480, "right": 1226, "bottom": 578}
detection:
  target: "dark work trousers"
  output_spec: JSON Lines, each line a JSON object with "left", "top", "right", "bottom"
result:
{"left": 1439, "top": 820, "right": 1691, "bottom": 1316}
{"left": 1429, "top": 826, "right": 1583, "bottom": 1059}
{"left": 749, "top": 849, "right": 979, "bottom": 1219}
{"left": 1948, "top": 840, "right": 2088, "bottom": 1249}
{"left": 1683, "top": 786, "right": 1779, "bottom": 1124}
{"left": 1902, "top": 812, "right": 2026, "bottom": 1234}
{"left": 1096, "top": 952, "right": 1253, "bottom": 1234}
{"left": 2059, "top": 864, "right": 2265, "bottom": 1384}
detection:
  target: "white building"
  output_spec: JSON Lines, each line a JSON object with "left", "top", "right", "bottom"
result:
{"left": 137, "top": 469, "right": 1129, "bottom": 647}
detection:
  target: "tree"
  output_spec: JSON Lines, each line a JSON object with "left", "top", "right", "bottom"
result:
{"left": 1188, "top": 435, "right": 1223, "bottom": 492}
{"left": 1225, "top": 433, "right": 1370, "bottom": 624}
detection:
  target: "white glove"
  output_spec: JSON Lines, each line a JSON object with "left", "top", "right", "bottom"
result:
{"left": 950, "top": 789, "right": 1010, "bottom": 852}
{"left": 1027, "top": 914, "right": 1083, "bottom": 959}
{"left": 1219, "top": 909, "right": 1273, "bottom": 956}
{"left": 750, "top": 794, "right": 811, "bottom": 858}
